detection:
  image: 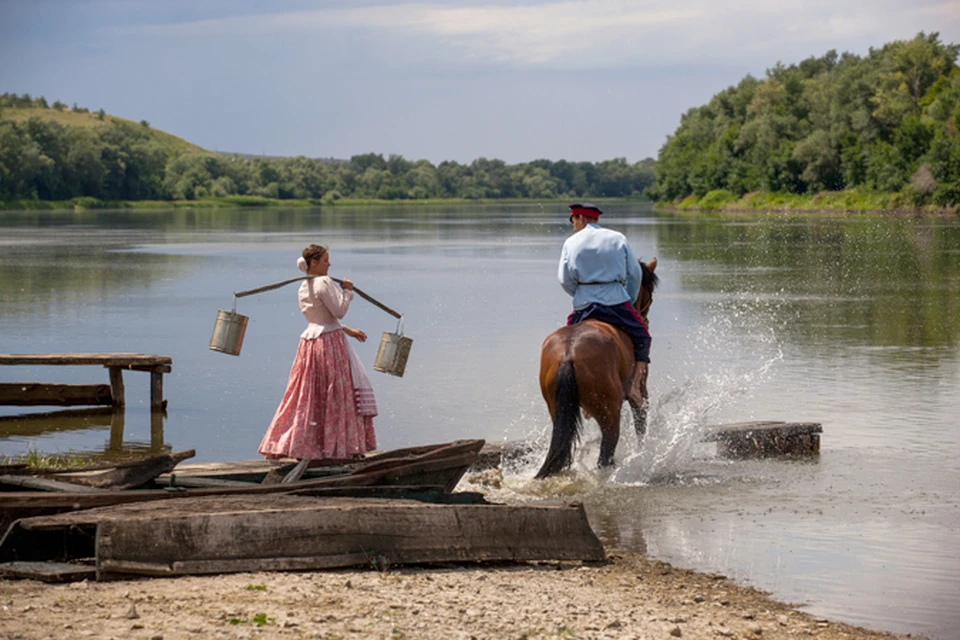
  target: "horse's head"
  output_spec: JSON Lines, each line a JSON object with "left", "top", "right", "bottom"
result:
{"left": 635, "top": 257, "right": 658, "bottom": 322}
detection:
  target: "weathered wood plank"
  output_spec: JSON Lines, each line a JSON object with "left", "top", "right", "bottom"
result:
{"left": 0, "top": 383, "right": 112, "bottom": 407}
{"left": 165, "top": 476, "right": 259, "bottom": 489}
{"left": 0, "top": 561, "right": 97, "bottom": 583}
{"left": 282, "top": 458, "right": 312, "bottom": 484}
{"left": 91, "top": 495, "right": 604, "bottom": 580}
{"left": 0, "top": 475, "right": 108, "bottom": 493}
{"left": 0, "top": 353, "right": 172, "bottom": 367}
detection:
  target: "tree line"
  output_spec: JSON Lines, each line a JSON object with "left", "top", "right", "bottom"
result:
{"left": 0, "top": 93, "right": 655, "bottom": 203}
{"left": 645, "top": 32, "right": 960, "bottom": 207}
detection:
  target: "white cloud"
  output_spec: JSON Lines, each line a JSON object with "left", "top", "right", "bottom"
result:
{"left": 115, "top": 0, "right": 960, "bottom": 69}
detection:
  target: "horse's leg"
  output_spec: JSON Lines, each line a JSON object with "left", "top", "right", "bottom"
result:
{"left": 627, "top": 396, "right": 647, "bottom": 439}
{"left": 625, "top": 362, "right": 649, "bottom": 439}
{"left": 594, "top": 398, "right": 621, "bottom": 468}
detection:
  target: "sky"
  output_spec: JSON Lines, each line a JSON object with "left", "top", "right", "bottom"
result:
{"left": 2, "top": 0, "right": 960, "bottom": 165}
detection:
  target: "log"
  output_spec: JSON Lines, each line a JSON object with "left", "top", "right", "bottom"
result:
{"left": 704, "top": 421, "right": 822, "bottom": 457}
{"left": 85, "top": 495, "right": 605, "bottom": 580}
{"left": 0, "top": 561, "right": 96, "bottom": 583}
{"left": 0, "top": 383, "right": 112, "bottom": 407}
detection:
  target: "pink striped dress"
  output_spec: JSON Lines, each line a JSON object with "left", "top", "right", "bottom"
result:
{"left": 258, "top": 276, "right": 377, "bottom": 460}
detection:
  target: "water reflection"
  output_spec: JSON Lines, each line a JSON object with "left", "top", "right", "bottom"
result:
{"left": 0, "top": 407, "right": 169, "bottom": 460}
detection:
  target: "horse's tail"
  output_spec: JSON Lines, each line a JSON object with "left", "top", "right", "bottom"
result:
{"left": 536, "top": 359, "right": 582, "bottom": 479}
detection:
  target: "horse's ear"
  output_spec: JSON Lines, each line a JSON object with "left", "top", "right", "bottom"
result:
{"left": 647, "top": 257, "right": 657, "bottom": 272}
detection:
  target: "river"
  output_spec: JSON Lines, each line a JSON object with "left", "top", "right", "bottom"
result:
{"left": 1, "top": 203, "right": 957, "bottom": 638}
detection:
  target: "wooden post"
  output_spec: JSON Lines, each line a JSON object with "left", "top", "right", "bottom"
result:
{"left": 150, "top": 369, "right": 164, "bottom": 411}
{"left": 108, "top": 367, "right": 125, "bottom": 408}
{"left": 150, "top": 411, "right": 164, "bottom": 450}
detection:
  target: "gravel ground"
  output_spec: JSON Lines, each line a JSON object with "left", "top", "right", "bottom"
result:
{"left": 0, "top": 551, "right": 913, "bottom": 640}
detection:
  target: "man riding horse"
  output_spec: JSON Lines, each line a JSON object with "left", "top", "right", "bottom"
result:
{"left": 559, "top": 202, "right": 651, "bottom": 409}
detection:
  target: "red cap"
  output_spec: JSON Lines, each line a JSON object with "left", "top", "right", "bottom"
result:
{"left": 568, "top": 203, "right": 603, "bottom": 220}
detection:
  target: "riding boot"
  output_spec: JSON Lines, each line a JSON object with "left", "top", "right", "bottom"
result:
{"left": 627, "top": 361, "right": 648, "bottom": 406}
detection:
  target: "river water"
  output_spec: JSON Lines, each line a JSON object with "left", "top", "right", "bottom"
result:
{"left": 1, "top": 203, "right": 957, "bottom": 638}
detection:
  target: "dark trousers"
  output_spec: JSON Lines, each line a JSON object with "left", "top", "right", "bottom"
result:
{"left": 567, "top": 302, "right": 651, "bottom": 362}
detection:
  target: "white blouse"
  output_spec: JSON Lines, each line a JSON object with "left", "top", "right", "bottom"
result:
{"left": 298, "top": 276, "right": 354, "bottom": 339}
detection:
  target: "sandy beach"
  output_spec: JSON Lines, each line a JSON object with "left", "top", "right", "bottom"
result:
{"left": 0, "top": 550, "right": 911, "bottom": 640}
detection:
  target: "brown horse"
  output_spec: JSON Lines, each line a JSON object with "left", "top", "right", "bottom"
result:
{"left": 536, "top": 258, "right": 659, "bottom": 479}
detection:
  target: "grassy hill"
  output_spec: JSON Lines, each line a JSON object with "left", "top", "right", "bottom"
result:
{"left": 1, "top": 106, "right": 206, "bottom": 157}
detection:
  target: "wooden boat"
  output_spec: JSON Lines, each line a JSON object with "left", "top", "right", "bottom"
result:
{"left": 0, "top": 440, "right": 486, "bottom": 532}
{"left": 1, "top": 494, "right": 604, "bottom": 581}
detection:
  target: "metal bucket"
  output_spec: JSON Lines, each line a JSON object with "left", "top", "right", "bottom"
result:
{"left": 209, "top": 309, "right": 249, "bottom": 356}
{"left": 374, "top": 331, "right": 413, "bottom": 377}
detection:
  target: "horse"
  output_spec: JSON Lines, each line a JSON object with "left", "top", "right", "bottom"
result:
{"left": 536, "top": 258, "right": 659, "bottom": 479}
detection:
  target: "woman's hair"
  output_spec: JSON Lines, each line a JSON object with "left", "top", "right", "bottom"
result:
{"left": 302, "top": 244, "right": 328, "bottom": 263}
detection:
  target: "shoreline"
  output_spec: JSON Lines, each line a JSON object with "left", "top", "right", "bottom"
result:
{"left": 0, "top": 550, "right": 912, "bottom": 639}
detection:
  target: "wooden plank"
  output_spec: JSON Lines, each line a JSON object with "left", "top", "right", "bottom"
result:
{"left": 91, "top": 496, "right": 605, "bottom": 580}
{"left": 0, "top": 561, "right": 96, "bottom": 583}
{"left": 0, "top": 383, "right": 112, "bottom": 407}
{"left": 282, "top": 458, "right": 312, "bottom": 484}
{"left": 0, "top": 475, "right": 108, "bottom": 493}
{"left": 0, "top": 353, "right": 172, "bottom": 367}
{"left": 165, "top": 476, "right": 259, "bottom": 489}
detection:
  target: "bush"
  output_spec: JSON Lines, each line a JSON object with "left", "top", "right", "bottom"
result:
{"left": 71, "top": 196, "right": 105, "bottom": 209}
{"left": 698, "top": 189, "right": 738, "bottom": 210}
{"left": 932, "top": 183, "right": 960, "bottom": 206}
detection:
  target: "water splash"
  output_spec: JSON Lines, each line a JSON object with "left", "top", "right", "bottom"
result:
{"left": 468, "top": 294, "right": 787, "bottom": 499}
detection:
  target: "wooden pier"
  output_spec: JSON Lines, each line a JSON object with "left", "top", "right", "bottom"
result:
{"left": 0, "top": 353, "right": 172, "bottom": 411}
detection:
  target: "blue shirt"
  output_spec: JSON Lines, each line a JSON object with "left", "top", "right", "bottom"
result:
{"left": 559, "top": 223, "right": 642, "bottom": 310}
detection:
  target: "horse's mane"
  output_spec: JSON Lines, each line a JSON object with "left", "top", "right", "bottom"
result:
{"left": 640, "top": 261, "right": 659, "bottom": 292}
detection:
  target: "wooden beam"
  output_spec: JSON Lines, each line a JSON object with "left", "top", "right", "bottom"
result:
{"left": 0, "top": 383, "right": 112, "bottom": 407}
{"left": 92, "top": 496, "right": 605, "bottom": 580}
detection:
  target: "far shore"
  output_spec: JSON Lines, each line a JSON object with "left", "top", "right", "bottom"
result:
{"left": 2, "top": 193, "right": 956, "bottom": 216}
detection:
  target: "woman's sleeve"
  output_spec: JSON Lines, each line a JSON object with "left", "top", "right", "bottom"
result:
{"left": 314, "top": 277, "right": 354, "bottom": 319}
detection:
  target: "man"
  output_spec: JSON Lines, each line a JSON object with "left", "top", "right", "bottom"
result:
{"left": 558, "top": 202, "right": 651, "bottom": 407}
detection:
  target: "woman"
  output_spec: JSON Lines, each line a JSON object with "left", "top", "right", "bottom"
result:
{"left": 258, "top": 244, "right": 377, "bottom": 460}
